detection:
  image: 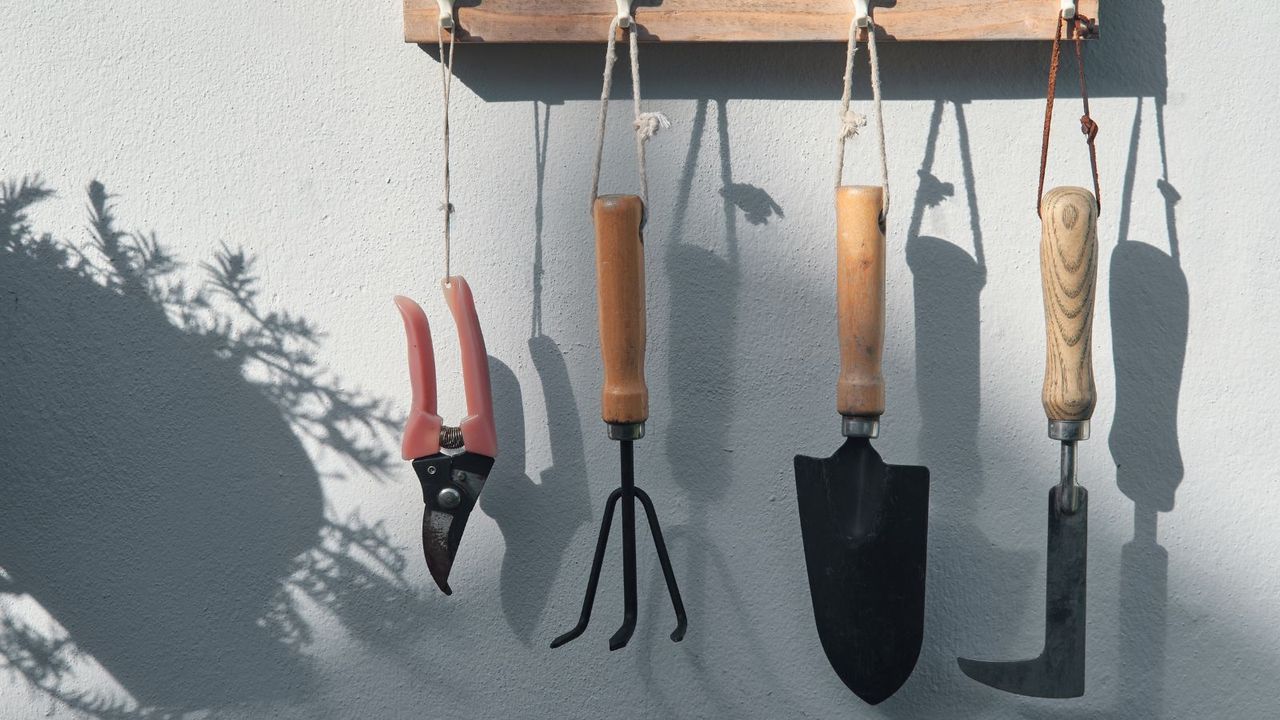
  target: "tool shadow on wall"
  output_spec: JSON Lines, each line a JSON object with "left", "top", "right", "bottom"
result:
{"left": 0, "top": 178, "right": 434, "bottom": 718}
{"left": 631, "top": 98, "right": 794, "bottom": 715}
{"left": 1104, "top": 91, "right": 1186, "bottom": 718}
{"left": 878, "top": 96, "right": 1044, "bottom": 715}
{"left": 479, "top": 100, "right": 593, "bottom": 645}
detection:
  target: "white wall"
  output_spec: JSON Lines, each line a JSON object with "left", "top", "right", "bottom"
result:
{"left": 3, "top": 2, "right": 1277, "bottom": 718}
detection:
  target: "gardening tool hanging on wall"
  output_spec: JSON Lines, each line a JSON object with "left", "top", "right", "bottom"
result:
{"left": 793, "top": 2, "right": 930, "bottom": 705}
{"left": 551, "top": 4, "right": 687, "bottom": 651}
{"left": 958, "top": 7, "right": 1101, "bottom": 698}
{"left": 395, "top": 16, "right": 498, "bottom": 595}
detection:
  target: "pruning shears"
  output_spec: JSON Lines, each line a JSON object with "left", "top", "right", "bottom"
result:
{"left": 394, "top": 276, "right": 497, "bottom": 595}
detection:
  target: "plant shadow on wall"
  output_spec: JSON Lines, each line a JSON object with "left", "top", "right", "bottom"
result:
{"left": 0, "top": 178, "right": 428, "bottom": 719}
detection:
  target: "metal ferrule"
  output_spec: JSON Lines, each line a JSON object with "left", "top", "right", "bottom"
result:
{"left": 841, "top": 415, "right": 880, "bottom": 439}
{"left": 1048, "top": 419, "right": 1090, "bottom": 442}
{"left": 608, "top": 422, "right": 646, "bottom": 441}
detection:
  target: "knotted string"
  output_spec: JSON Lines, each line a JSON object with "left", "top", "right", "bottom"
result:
{"left": 835, "top": 16, "right": 889, "bottom": 216}
{"left": 589, "top": 16, "right": 669, "bottom": 213}
{"left": 436, "top": 19, "right": 457, "bottom": 283}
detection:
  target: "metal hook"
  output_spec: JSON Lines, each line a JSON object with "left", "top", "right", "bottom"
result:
{"left": 1060, "top": 0, "right": 1076, "bottom": 20}
{"left": 854, "top": 0, "right": 871, "bottom": 28}
{"left": 615, "top": 0, "right": 633, "bottom": 28}
{"left": 437, "top": 0, "right": 455, "bottom": 29}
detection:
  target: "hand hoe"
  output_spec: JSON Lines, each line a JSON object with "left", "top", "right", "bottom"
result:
{"left": 958, "top": 186, "right": 1098, "bottom": 698}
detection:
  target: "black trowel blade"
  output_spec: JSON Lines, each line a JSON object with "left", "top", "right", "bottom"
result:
{"left": 794, "top": 437, "right": 930, "bottom": 705}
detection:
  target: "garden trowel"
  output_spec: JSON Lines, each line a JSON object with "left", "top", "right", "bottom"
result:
{"left": 794, "top": 186, "right": 930, "bottom": 705}
{"left": 958, "top": 186, "right": 1098, "bottom": 698}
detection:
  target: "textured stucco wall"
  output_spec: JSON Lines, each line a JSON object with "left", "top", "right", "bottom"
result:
{"left": 2, "top": 2, "right": 1277, "bottom": 718}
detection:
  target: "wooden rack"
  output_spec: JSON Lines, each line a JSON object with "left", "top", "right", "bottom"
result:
{"left": 404, "top": 1, "right": 1100, "bottom": 44}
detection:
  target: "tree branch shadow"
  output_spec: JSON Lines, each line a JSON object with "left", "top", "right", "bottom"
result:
{"left": 0, "top": 176, "right": 429, "bottom": 718}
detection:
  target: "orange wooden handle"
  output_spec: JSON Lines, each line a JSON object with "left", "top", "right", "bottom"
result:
{"left": 836, "top": 186, "right": 886, "bottom": 418}
{"left": 1040, "top": 186, "right": 1098, "bottom": 423}
{"left": 594, "top": 195, "right": 648, "bottom": 425}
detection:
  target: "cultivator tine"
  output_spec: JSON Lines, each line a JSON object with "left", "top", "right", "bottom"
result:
{"left": 552, "top": 441, "right": 685, "bottom": 651}
{"left": 635, "top": 487, "right": 688, "bottom": 641}
{"left": 550, "top": 488, "right": 622, "bottom": 649}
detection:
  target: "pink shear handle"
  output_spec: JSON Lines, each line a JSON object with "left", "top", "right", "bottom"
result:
{"left": 442, "top": 276, "right": 498, "bottom": 458}
{"left": 395, "top": 296, "right": 443, "bottom": 460}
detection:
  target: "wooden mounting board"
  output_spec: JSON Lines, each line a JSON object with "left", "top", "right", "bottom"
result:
{"left": 405, "top": 1, "right": 1100, "bottom": 44}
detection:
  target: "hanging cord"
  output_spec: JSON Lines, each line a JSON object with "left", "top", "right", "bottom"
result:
{"left": 835, "top": 16, "right": 889, "bottom": 215}
{"left": 436, "top": 20, "right": 458, "bottom": 283}
{"left": 589, "top": 16, "right": 670, "bottom": 213}
{"left": 1038, "top": 12, "right": 1101, "bottom": 216}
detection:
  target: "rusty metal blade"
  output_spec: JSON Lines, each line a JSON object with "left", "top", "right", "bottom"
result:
{"left": 423, "top": 509, "right": 458, "bottom": 595}
{"left": 414, "top": 452, "right": 493, "bottom": 596}
{"left": 958, "top": 485, "right": 1087, "bottom": 698}
{"left": 794, "top": 437, "right": 930, "bottom": 705}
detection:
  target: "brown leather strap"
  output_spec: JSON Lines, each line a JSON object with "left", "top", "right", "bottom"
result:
{"left": 1038, "top": 13, "right": 1101, "bottom": 216}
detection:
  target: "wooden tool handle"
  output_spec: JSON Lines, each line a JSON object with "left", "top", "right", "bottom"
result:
{"left": 594, "top": 195, "right": 649, "bottom": 425}
{"left": 836, "top": 186, "right": 886, "bottom": 418}
{"left": 1040, "top": 186, "right": 1098, "bottom": 423}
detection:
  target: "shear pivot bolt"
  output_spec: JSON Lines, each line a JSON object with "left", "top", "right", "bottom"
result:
{"left": 437, "top": 487, "right": 462, "bottom": 509}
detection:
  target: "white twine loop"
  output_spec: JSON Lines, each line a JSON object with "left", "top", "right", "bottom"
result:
{"left": 436, "top": 19, "right": 457, "bottom": 284}
{"left": 590, "top": 16, "right": 666, "bottom": 213}
{"left": 835, "top": 15, "right": 889, "bottom": 215}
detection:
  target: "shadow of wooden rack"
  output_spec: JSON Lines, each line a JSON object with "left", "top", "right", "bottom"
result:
{"left": 404, "top": 1, "right": 1100, "bottom": 44}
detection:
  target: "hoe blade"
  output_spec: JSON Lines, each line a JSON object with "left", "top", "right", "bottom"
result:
{"left": 958, "top": 485, "right": 1087, "bottom": 698}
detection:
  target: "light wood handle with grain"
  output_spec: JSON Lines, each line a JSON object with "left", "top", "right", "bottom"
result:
{"left": 594, "top": 195, "right": 648, "bottom": 425}
{"left": 1040, "top": 186, "right": 1099, "bottom": 423}
{"left": 836, "top": 186, "right": 886, "bottom": 418}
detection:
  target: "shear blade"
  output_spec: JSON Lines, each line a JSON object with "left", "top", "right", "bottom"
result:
{"left": 415, "top": 452, "right": 493, "bottom": 596}
{"left": 958, "top": 485, "right": 1087, "bottom": 698}
{"left": 423, "top": 509, "right": 463, "bottom": 595}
